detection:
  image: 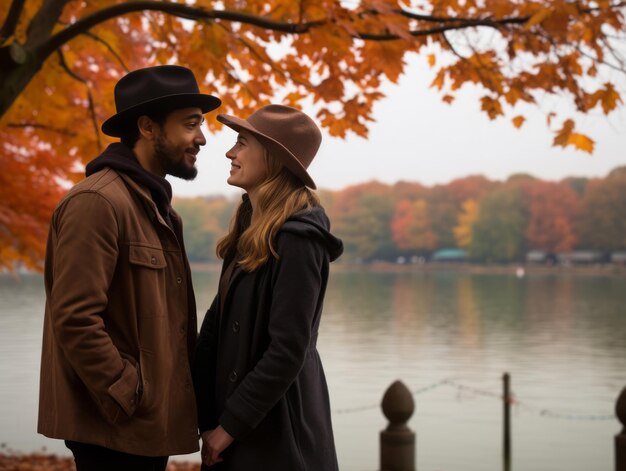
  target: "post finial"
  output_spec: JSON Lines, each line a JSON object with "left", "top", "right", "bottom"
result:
{"left": 381, "top": 380, "right": 414, "bottom": 427}
{"left": 617, "top": 386, "right": 626, "bottom": 431}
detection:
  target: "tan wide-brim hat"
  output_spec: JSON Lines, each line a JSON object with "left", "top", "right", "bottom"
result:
{"left": 217, "top": 105, "right": 321, "bottom": 189}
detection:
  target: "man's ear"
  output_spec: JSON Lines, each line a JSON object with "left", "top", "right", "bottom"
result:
{"left": 137, "top": 115, "right": 156, "bottom": 141}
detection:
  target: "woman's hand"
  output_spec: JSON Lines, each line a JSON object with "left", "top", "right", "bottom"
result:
{"left": 201, "top": 426, "right": 234, "bottom": 467}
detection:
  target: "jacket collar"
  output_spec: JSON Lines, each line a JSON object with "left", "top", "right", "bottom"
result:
{"left": 118, "top": 172, "right": 177, "bottom": 233}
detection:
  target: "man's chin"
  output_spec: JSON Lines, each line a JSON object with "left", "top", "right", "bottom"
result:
{"left": 168, "top": 166, "right": 198, "bottom": 181}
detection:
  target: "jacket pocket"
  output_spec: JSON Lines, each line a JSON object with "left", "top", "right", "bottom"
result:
{"left": 105, "top": 358, "right": 140, "bottom": 423}
{"left": 128, "top": 244, "right": 168, "bottom": 318}
{"left": 136, "top": 348, "right": 160, "bottom": 415}
{"left": 129, "top": 244, "right": 167, "bottom": 269}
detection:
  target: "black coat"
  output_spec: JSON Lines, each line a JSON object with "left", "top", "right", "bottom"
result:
{"left": 193, "top": 207, "right": 343, "bottom": 470}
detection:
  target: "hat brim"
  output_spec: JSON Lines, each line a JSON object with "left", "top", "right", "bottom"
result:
{"left": 102, "top": 93, "right": 221, "bottom": 137}
{"left": 217, "top": 113, "right": 316, "bottom": 189}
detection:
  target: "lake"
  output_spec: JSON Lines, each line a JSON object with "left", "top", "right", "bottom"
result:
{"left": 0, "top": 270, "right": 623, "bottom": 471}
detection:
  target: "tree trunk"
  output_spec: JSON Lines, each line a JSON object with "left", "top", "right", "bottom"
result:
{"left": 0, "top": 44, "right": 44, "bottom": 120}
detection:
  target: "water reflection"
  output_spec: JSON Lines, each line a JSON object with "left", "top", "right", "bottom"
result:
{"left": 0, "top": 271, "right": 623, "bottom": 471}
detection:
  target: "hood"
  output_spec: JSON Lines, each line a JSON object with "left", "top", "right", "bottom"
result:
{"left": 85, "top": 142, "right": 173, "bottom": 219}
{"left": 281, "top": 206, "right": 343, "bottom": 262}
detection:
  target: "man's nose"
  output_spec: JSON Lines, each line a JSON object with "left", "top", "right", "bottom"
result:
{"left": 195, "top": 128, "right": 207, "bottom": 146}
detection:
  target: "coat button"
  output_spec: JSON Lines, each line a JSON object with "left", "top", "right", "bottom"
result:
{"left": 232, "top": 321, "right": 240, "bottom": 333}
{"left": 228, "top": 371, "right": 238, "bottom": 382}
{"left": 180, "top": 325, "right": 186, "bottom": 334}
{"left": 150, "top": 256, "right": 157, "bottom": 265}
{"left": 176, "top": 277, "right": 182, "bottom": 284}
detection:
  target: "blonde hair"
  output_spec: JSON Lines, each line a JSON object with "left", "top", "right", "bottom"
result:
{"left": 216, "top": 149, "right": 319, "bottom": 271}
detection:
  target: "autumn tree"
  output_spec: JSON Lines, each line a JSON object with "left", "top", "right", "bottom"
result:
{"left": 428, "top": 176, "right": 496, "bottom": 249}
{"left": 453, "top": 199, "right": 479, "bottom": 249}
{"left": 329, "top": 181, "right": 395, "bottom": 260}
{"left": 446, "top": 175, "right": 496, "bottom": 204}
{"left": 425, "top": 185, "right": 458, "bottom": 249}
{"left": 577, "top": 167, "right": 626, "bottom": 250}
{"left": 523, "top": 181, "right": 581, "bottom": 253}
{"left": 1, "top": 0, "right": 625, "bottom": 269}
{"left": 470, "top": 186, "right": 527, "bottom": 262}
{"left": 562, "top": 176, "right": 590, "bottom": 197}
{"left": 391, "top": 198, "right": 437, "bottom": 254}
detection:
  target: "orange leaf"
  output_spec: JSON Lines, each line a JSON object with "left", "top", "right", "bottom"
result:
{"left": 600, "top": 83, "right": 621, "bottom": 114}
{"left": 512, "top": 116, "right": 525, "bottom": 128}
{"left": 553, "top": 119, "right": 575, "bottom": 147}
{"left": 553, "top": 120, "right": 594, "bottom": 153}
{"left": 568, "top": 133, "right": 595, "bottom": 153}
{"left": 480, "top": 96, "right": 503, "bottom": 120}
{"left": 525, "top": 8, "right": 552, "bottom": 30}
{"left": 431, "top": 69, "right": 446, "bottom": 90}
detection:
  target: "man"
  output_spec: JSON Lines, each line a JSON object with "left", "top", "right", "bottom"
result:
{"left": 37, "top": 65, "right": 221, "bottom": 470}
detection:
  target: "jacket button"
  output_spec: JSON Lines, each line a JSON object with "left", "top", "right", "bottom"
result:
{"left": 232, "top": 321, "right": 240, "bottom": 333}
{"left": 228, "top": 371, "right": 238, "bottom": 382}
{"left": 180, "top": 325, "right": 186, "bottom": 334}
{"left": 150, "top": 256, "right": 157, "bottom": 265}
{"left": 176, "top": 277, "right": 182, "bottom": 284}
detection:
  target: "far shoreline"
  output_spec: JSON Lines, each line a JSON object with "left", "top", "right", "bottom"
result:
{"left": 190, "top": 261, "right": 626, "bottom": 277}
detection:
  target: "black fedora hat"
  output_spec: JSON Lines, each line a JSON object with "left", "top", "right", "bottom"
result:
{"left": 101, "top": 65, "right": 221, "bottom": 137}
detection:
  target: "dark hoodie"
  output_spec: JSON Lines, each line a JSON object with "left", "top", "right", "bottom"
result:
{"left": 85, "top": 143, "right": 174, "bottom": 225}
{"left": 194, "top": 203, "right": 342, "bottom": 471}
{"left": 282, "top": 206, "right": 343, "bottom": 262}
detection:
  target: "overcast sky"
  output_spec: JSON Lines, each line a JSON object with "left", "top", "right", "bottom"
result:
{"left": 169, "top": 56, "right": 626, "bottom": 198}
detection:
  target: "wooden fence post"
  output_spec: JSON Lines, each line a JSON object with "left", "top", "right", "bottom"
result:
{"left": 380, "top": 380, "right": 415, "bottom": 471}
{"left": 616, "top": 386, "right": 626, "bottom": 471}
{"left": 503, "top": 372, "right": 511, "bottom": 471}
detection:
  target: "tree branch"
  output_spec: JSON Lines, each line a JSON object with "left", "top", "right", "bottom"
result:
{"left": 221, "top": 22, "right": 312, "bottom": 90}
{"left": 37, "top": 1, "right": 542, "bottom": 59}
{"left": 357, "top": 21, "right": 514, "bottom": 41}
{"left": 0, "top": 0, "right": 26, "bottom": 43}
{"left": 81, "top": 30, "right": 129, "bottom": 72}
{"left": 395, "top": 1, "right": 626, "bottom": 24}
{"left": 395, "top": 8, "right": 529, "bottom": 25}
{"left": 441, "top": 31, "right": 465, "bottom": 60}
{"left": 599, "top": 36, "right": 626, "bottom": 74}
{"left": 56, "top": 49, "right": 102, "bottom": 150}
{"left": 39, "top": 1, "right": 325, "bottom": 59}
{"left": 25, "top": 0, "right": 71, "bottom": 48}
{"left": 6, "top": 122, "right": 77, "bottom": 136}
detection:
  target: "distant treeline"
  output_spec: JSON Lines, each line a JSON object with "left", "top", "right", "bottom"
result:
{"left": 173, "top": 166, "right": 626, "bottom": 263}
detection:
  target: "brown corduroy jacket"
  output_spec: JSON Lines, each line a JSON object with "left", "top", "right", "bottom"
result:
{"left": 38, "top": 167, "right": 199, "bottom": 456}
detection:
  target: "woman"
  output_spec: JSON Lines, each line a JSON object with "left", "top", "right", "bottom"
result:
{"left": 193, "top": 105, "right": 343, "bottom": 470}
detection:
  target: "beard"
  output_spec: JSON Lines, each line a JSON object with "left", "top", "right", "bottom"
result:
{"left": 154, "top": 132, "right": 198, "bottom": 181}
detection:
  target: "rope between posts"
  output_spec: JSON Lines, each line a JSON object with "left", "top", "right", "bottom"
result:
{"left": 333, "top": 378, "right": 616, "bottom": 421}
{"left": 333, "top": 379, "right": 450, "bottom": 414}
